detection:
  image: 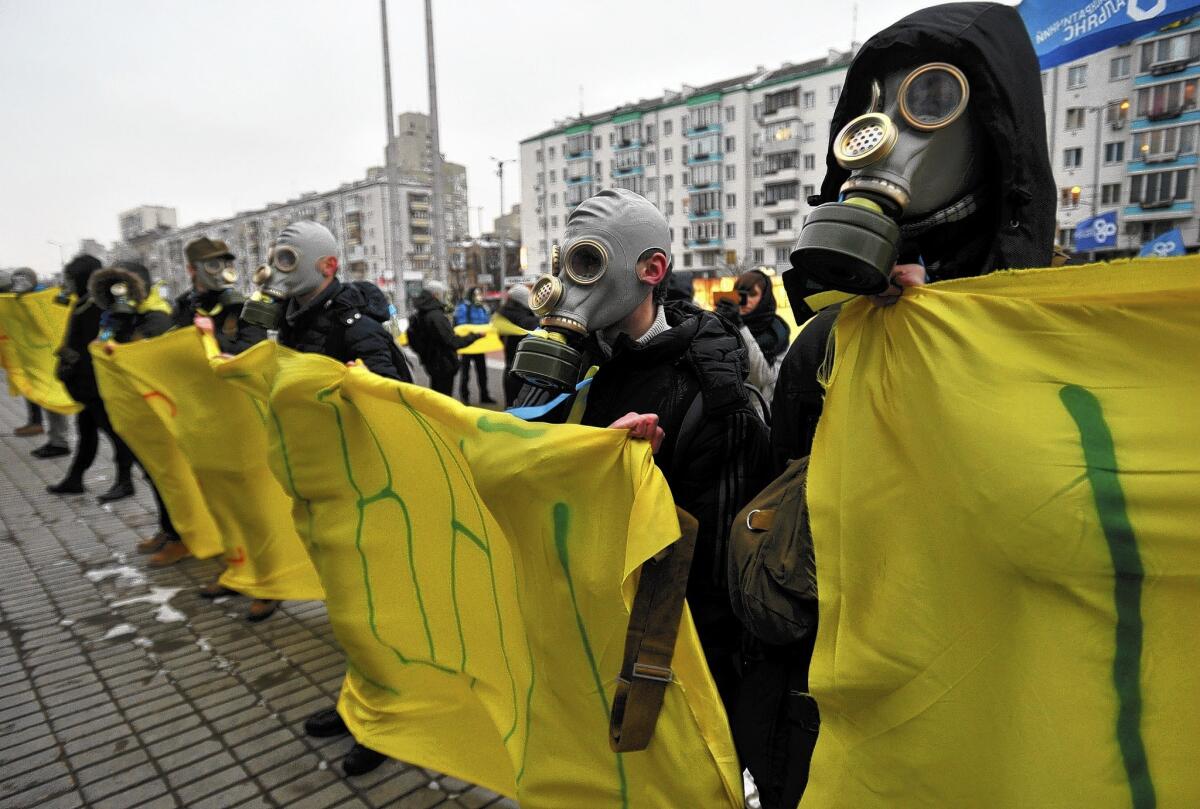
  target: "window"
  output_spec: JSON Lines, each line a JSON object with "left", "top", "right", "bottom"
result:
{"left": 664, "top": 147, "right": 673, "bottom": 163}
{"left": 536, "top": 148, "right": 544, "bottom": 161}
{"left": 726, "top": 193, "right": 737, "bottom": 208}
{"left": 1139, "top": 31, "right": 1200, "bottom": 72}
{"left": 725, "top": 136, "right": 736, "bottom": 153}
{"left": 691, "top": 189, "right": 720, "bottom": 215}
{"left": 725, "top": 164, "right": 736, "bottom": 181}
{"left": 1139, "top": 219, "right": 1181, "bottom": 243}
{"left": 665, "top": 174, "right": 674, "bottom": 191}
{"left": 774, "top": 246, "right": 790, "bottom": 263}
{"left": 549, "top": 169, "right": 556, "bottom": 182}
{"left": 691, "top": 133, "right": 719, "bottom": 157}
{"left": 1067, "top": 64, "right": 1088, "bottom": 89}
{"left": 613, "top": 175, "right": 644, "bottom": 194}
{"left": 802, "top": 90, "right": 816, "bottom": 109}
{"left": 1106, "top": 99, "right": 1130, "bottom": 128}
{"left": 550, "top": 193, "right": 557, "bottom": 207}
{"left": 1065, "top": 107, "right": 1086, "bottom": 130}
{"left": 565, "top": 161, "right": 589, "bottom": 181}
{"left": 664, "top": 120, "right": 673, "bottom": 136}
{"left": 536, "top": 171, "right": 544, "bottom": 187}
{"left": 752, "top": 102, "right": 764, "bottom": 118}
{"left": 595, "top": 160, "right": 602, "bottom": 175}
{"left": 566, "top": 134, "right": 590, "bottom": 156}
{"left": 614, "top": 149, "right": 641, "bottom": 170}
{"left": 617, "top": 121, "right": 641, "bottom": 146}
{"left": 683, "top": 253, "right": 693, "bottom": 268}
{"left": 594, "top": 136, "right": 602, "bottom": 149}
{"left": 753, "top": 220, "right": 766, "bottom": 235}
{"left": 1104, "top": 142, "right": 1125, "bottom": 163}
{"left": 646, "top": 150, "right": 657, "bottom": 165}
{"left": 647, "top": 177, "right": 658, "bottom": 192}
{"left": 1063, "top": 147, "right": 1083, "bottom": 168}
{"left": 646, "top": 124, "right": 655, "bottom": 143}
{"left": 689, "top": 103, "right": 719, "bottom": 131}
{"left": 693, "top": 220, "right": 721, "bottom": 241}
{"left": 754, "top": 191, "right": 764, "bottom": 207}
{"left": 691, "top": 163, "right": 720, "bottom": 187}
{"left": 726, "top": 222, "right": 737, "bottom": 238}
{"left": 764, "top": 88, "right": 799, "bottom": 114}
{"left": 609, "top": 133, "right": 615, "bottom": 146}
{"left": 665, "top": 201, "right": 674, "bottom": 215}
{"left": 668, "top": 227, "right": 674, "bottom": 241}
{"left": 1101, "top": 183, "right": 1122, "bottom": 204}
{"left": 549, "top": 146, "right": 556, "bottom": 158}
{"left": 753, "top": 248, "right": 764, "bottom": 263}
{"left": 753, "top": 162, "right": 763, "bottom": 178}
{"left": 803, "top": 184, "right": 815, "bottom": 199}
{"left": 565, "top": 183, "right": 590, "bottom": 205}
{"left": 829, "top": 85, "right": 841, "bottom": 103}
{"left": 764, "top": 182, "right": 799, "bottom": 204}
{"left": 803, "top": 154, "right": 816, "bottom": 170}
{"left": 1060, "top": 186, "right": 1082, "bottom": 207}
{"left": 1135, "top": 78, "right": 1199, "bottom": 118}
{"left": 1110, "top": 55, "right": 1131, "bottom": 81}
{"left": 1133, "top": 124, "right": 1199, "bottom": 158}
{"left": 724, "top": 106, "right": 736, "bottom": 122}
{"left": 682, "top": 145, "right": 689, "bottom": 162}
{"left": 550, "top": 215, "right": 558, "bottom": 227}
{"left": 802, "top": 123, "right": 815, "bottom": 141}
{"left": 1058, "top": 227, "right": 1074, "bottom": 248}
{"left": 1129, "top": 169, "right": 1192, "bottom": 205}
{"left": 1041, "top": 73, "right": 1049, "bottom": 95}
{"left": 765, "top": 151, "right": 799, "bottom": 173}
{"left": 681, "top": 171, "right": 689, "bottom": 185}
{"left": 776, "top": 216, "right": 793, "bottom": 230}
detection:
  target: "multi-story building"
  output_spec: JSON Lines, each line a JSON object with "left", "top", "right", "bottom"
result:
{"left": 119, "top": 206, "right": 177, "bottom": 243}
{"left": 387, "top": 111, "right": 470, "bottom": 241}
{"left": 521, "top": 19, "right": 1200, "bottom": 276}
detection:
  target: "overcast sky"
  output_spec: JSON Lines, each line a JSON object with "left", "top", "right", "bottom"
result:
{"left": 1, "top": 0, "right": 951, "bottom": 274}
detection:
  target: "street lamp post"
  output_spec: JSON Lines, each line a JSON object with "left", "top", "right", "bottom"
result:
{"left": 490, "top": 156, "right": 516, "bottom": 290}
{"left": 47, "top": 240, "right": 66, "bottom": 267}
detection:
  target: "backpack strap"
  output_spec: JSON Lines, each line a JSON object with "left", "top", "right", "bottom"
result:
{"left": 609, "top": 506, "right": 700, "bottom": 752}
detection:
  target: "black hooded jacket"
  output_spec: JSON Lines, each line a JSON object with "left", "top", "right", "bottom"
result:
{"left": 277, "top": 278, "right": 412, "bottom": 383}
{"left": 172, "top": 289, "right": 267, "bottom": 355}
{"left": 497, "top": 295, "right": 539, "bottom": 369}
{"left": 55, "top": 254, "right": 104, "bottom": 404}
{"left": 772, "top": 1, "right": 1056, "bottom": 468}
{"left": 407, "top": 291, "right": 477, "bottom": 379}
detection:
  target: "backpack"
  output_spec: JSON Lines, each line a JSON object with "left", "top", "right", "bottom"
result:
{"left": 327, "top": 281, "right": 413, "bottom": 382}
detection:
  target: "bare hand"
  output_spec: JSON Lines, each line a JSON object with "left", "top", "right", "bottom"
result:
{"left": 193, "top": 315, "right": 215, "bottom": 335}
{"left": 609, "top": 412, "right": 665, "bottom": 454}
{"left": 870, "top": 263, "right": 927, "bottom": 307}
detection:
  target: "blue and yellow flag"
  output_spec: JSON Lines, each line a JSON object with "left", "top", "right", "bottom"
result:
{"left": 214, "top": 343, "right": 742, "bottom": 807}
{"left": 0, "top": 288, "right": 81, "bottom": 414}
{"left": 804, "top": 257, "right": 1200, "bottom": 808}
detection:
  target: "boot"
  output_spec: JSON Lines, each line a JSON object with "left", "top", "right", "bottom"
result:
{"left": 31, "top": 443, "right": 70, "bottom": 459}
{"left": 304, "top": 707, "right": 348, "bottom": 738}
{"left": 97, "top": 479, "right": 135, "bottom": 503}
{"left": 14, "top": 423, "right": 44, "bottom": 437}
{"left": 148, "top": 540, "right": 191, "bottom": 567}
{"left": 342, "top": 743, "right": 387, "bottom": 776}
{"left": 246, "top": 599, "right": 278, "bottom": 623}
{"left": 199, "top": 580, "right": 236, "bottom": 599}
{"left": 136, "top": 532, "right": 171, "bottom": 554}
{"left": 47, "top": 478, "right": 85, "bottom": 495}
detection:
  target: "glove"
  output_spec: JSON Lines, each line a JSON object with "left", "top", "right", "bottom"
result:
{"left": 714, "top": 297, "right": 742, "bottom": 327}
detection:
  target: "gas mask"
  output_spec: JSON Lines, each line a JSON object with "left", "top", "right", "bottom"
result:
{"left": 791, "top": 62, "right": 982, "bottom": 294}
{"left": 510, "top": 189, "right": 670, "bottom": 392}
{"left": 89, "top": 266, "right": 148, "bottom": 317}
{"left": 10, "top": 268, "right": 36, "bottom": 294}
{"left": 241, "top": 220, "right": 337, "bottom": 329}
{"left": 194, "top": 257, "right": 244, "bottom": 307}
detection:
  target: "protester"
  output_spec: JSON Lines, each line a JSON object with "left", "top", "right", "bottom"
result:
{"left": 5, "top": 268, "right": 73, "bottom": 457}
{"left": 243, "top": 219, "right": 408, "bottom": 774}
{"left": 173, "top": 236, "right": 266, "bottom": 355}
{"left": 406, "top": 281, "right": 480, "bottom": 396}
{"left": 85, "top": 260, "right": 192, "bottom": 568}
{"left": 496, "top": 284, "right": 537, "bottom": 407}
{"left": 714, "top": 269, "right": 790, "bottom": 405}
{"left": 731, "top": 6, "right": 1058, "bottom": 806}
{"left": 510, "top": 188, "right": 772, "bottom": 709}
{"left": 453, "top": 286, "right": 494, "bottom": 404}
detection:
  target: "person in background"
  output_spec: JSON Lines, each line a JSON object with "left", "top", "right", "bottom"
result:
{"left": 497, "top": 284, "right": 538, "bottom": 407}
{"left": 407, "top": 281, "right": 481, "bottom": 397}
{"left": 714, "top": 270, "right": 791, "bottom": 406}
{"left": 452, "top": 286, "right": 494, "bottom": 404}
{"left": 173, "top": 236, "right": 266, "bottom": 355}
{"left": 5, "top": 268, "right": 72, "bottom": 457}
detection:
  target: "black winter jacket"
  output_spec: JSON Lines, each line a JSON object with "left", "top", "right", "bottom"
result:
{"left": 497, "top": 297, "right": 539, "bottom": 370}
{"left": 56, "top": 296, "right": 103, "bottom": 405}
{"left": 407, "top": 292, "right": 476, "bottom": 378}
{"left": 172, "top": 290, "right": 266, "bottom": 355}
{"left": 277, "top": 279, "right": 412, "bottom": 382}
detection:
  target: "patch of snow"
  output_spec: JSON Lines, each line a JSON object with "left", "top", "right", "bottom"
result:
{"left": 196, "top": 638, "right": 212, "bottom": 653}
{"left": 429, "top": 782, "right": 442, "bottom": 791}
{"left": 212, "top": 597, "right": 229, "bottom": 605}
{"left": 133, "top": 637, "right": 153, "bottom": 648}
{"left": 102, "top": 504, "right": 113, "bottom": 513}
{"left": 102, "top": 623, "right": 137, "bottom": 640}
{"left": 85, "top": 566, "right": 146, "bottom": 587}
{"left": 59, "top": 619, "right": 75, "bottom": 627}
{"left": 318, "top": 760, "right": 329, "bottom": 771}
{"left": 111, "top": 586, "right": 185, "bottom": 623}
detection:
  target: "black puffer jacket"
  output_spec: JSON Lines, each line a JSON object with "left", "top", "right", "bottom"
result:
{"left": 55, "top": 255, "right": 104, "bottom": 404}
{"left": 407, "top": 291, "right": 476, "bottom": 378}
{"left": 173, "top": 290, "right": 267, "bottom": 355}
{"left": 278, "top": 279, "right": 412, "bottom": 382}
{"left": 497, "top": 296, "right": 539, "bottom": 370}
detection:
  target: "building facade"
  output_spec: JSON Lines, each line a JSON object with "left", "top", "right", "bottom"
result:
{"left": 520, "top": 18, "right": 1200, "bottom": 276}
{"left": 387, "top": 111, "right": 470, "bottom": 242}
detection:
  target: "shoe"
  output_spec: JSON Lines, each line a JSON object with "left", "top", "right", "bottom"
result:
{"left": 136, "top": 532, "right": 171, "bottom": 554}
{"left": 47, "top": 479, "right": 85, "bottom": 495}
{"left": 304, "top": 707, "right": 349, "bottom": 738}
{"left": 246, "top": 599, "right": 278, "bottom": 622}
{"left": 199, "top": 580, "right": 236, "bottom": 599}
{"left": 148, "top": 541, "right": 191, "bottom": 567}
{"left": 14, "top": 424, "right": 44, "bottom": 437}
{"left": 97, "top": 480, "right": 135, "bottom": 503}
{"left": 32, "top": 444, "right": 70, "bottom": 459}
{"left": 342, "top": 743, "right": 387, "bottom": 776}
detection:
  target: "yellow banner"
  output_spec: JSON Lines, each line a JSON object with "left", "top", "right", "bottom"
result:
{"left": 91, "top": 329, "right": 323, "bottom": 600}
{"left": 804, "top": 257, "right": 1200, "bottom": 808}
{"left": 0, "top": 288, "right": 81, "bottom": 414}
{"left": 214, "top": 343, "right": 741, "bottom": 807}
{"left": 455, "top": 322, "right": 504, "bottom": 355}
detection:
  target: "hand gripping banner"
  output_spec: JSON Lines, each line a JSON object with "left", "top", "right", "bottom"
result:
{"left": 91, "top": 329, "right": 323, "bottom": 601}
{"left": 0, "top": 288, "right": 82, "bottom": 414}
{"left": 214, "top": 343, "right": 742, "bottom": 807}
{"left": 803, "top": 257, "right": 1200, "bottom": 808}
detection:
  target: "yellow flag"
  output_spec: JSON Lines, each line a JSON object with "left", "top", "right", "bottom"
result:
{"left": 455, "top": 322, "right": 504, "bottom": 354}
{"left": 804, "top": 257, "right": 1200, "bottom": 808}
{"left": 91, "top": 329, "right": 323, "bottom": 601}
{"left": 491, "top": 312, "right": 532, "bottom": 338}
{"left": 0, "top": 288, "right": 81, "bottom": 414}
{"left": 215, "top": 343, "right": 742, "bottom": 807}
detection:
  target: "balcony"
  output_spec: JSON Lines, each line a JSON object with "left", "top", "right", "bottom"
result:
{"left": 760, "top": 103, "right": 800, "bottom": 122}
{"left": 1145, "top": 149, "right": 1179, "bottom": 164}
{"left": 409, "top": 199, "right": 430, "bottom": 212}
{"left": 1149, "top": 57, "right": 1190, "bottom": 76}
{"left": 687, "top": 209, "right": 723, "bottom": 221}
{"left": 762, "top": 164, "right": 801, "bottom": 182}
{"left": 613, "top": 138, "right": 642, "bottom": 152}
{"left": 1147, "top": 104, "right": 1184, "bottom": 122}
{"left": 762, "top": 134, "right": 801, "bottom": 155}
{"left": 687, "top": 153, "right": 723, "bottom": 167}
{"left": 565, "top": 148, "right": 593, "bottom": 161}
{"left": 565, "top": 174, "right": 594, "bottom": 185}
{"left": 611, "top": 164, "right": 644, "bottom": 177}
{"left": 760, "top": 226, "right": 798, "bottom": 243}
{"left": 411, "top": 233, "right": 431, "bottom": 244}
{"left": 685, "top": 122, "right": 721, "bottom": 138}
{"left": 686, "top": 237, "right": 723, "bottom": 249}
{"left": 762, "top": 197, "right": 800, "bottom": 214}
{"left": 687, "top": 179, "right": 721, "bottom": 193}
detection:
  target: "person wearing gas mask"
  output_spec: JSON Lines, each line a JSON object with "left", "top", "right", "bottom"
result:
{"left": 713, "top": 270, "right": 791, "bottom": 406}
{"left": 172, "top": 237, "right": 266, "bottom": 355}
{"left": 3, "top": 268, "right": 73, "bottom": 457}
{"left": 510, "top": 188, "right": 772, "bottom": 709}
{"left": 407, "top": 280, "right": 482, "bottom": 396}
{"left": 453, "top": 286, "right": 495, "bottom": 404}
{"left": 48, "top": 253, "right": 141, "bottom": 503}
{"left": 728, "top": 6, "right": 1056, "bottom": 807}
{"left": 89, "top": 260, "right": 190, "bottom": 567}
{"left": 242, "top": 220, "right": 412, "bottom": 383}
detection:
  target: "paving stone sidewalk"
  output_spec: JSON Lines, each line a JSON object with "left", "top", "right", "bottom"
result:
{"left": 0, "top": 390, "right": 514, "bottom": 809}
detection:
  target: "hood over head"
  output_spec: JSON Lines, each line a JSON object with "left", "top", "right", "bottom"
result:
{"left": 64, "top": 254, "right": 103, "bottom": 295}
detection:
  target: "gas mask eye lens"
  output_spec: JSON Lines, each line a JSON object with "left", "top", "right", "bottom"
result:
{"left": 271, "top": 246, "right": 299, "bottom": 273}
{"left": 563, "top": 240, "right": 608, "bottom": 285}
{"left": 899, "top": 63, "right": 969, "bottom": 131}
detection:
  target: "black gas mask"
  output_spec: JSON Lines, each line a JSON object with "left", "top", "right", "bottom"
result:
{"left": 194, "top": 258, "right": 244, "bottom": 308}
{"left": 791, "top": 62, "right": 982, "bottom": 294}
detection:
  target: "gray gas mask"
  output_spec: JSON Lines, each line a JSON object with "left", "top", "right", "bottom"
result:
{"left": 241, "top": 221, "right": 337, "bottom": 329}
{"left": 791, "top": 62, "right": 982, "bottom": 294}
{"left": 10, "top": 268, "right": 37, "bottom": 294}
{"left": 511, "top": 189, "right": 671, "bottom": 392}
{"left": 193, "top": 256, "right": 244, "bottom": 307}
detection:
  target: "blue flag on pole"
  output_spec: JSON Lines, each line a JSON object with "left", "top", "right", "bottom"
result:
{"left": 1074, "top": 210, "right": 1120, "bottom": 250}
{"left": 1018, "top": 0, "right": 1200, "bottom": 69}
{"left": 1139, "top": 227, "right": 1186, "bottom": 256}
